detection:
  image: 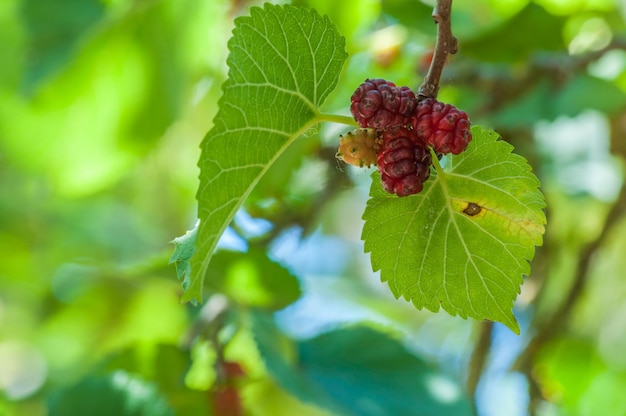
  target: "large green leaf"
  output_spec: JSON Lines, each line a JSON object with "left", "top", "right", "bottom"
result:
{"left": 47, "top": 371, "right": 173, "bottom": 416}
{"left": 252, "top": 312, "right": 473, "bottom": 416}
{"left": 188, "top": 4, "right": 347, "bottom": 302}
{"left": 362, "top": 126, "right": 546, "bottom": 333}
{"left": 462, "top": 3, "right": 566, "bottom": 63}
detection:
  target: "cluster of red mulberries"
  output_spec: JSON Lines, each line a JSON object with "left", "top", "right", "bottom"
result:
{"left": 337, "top": 78, "right": 472, "bottom": 197}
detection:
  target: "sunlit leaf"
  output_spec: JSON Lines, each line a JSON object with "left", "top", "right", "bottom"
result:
{"left": 188, "top": 4, "right": 347, "bottom": 302}
{"left": 207, "top": 248, "right": 301, "bottom": 310}
{"left": 362, "top": 126, "right": 546, "bottom": 333}
{"left": 534, "top": 337, "right": 605, "bottom": 408}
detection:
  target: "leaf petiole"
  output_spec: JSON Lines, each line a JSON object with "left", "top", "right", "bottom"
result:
{"left": 429, "top": 147, "right": 445, "bottom": 178}
{"left": 317, "top": 113, "right": 359, "bottom": 127}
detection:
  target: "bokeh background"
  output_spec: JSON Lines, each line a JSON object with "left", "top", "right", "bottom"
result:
{"left": 2, "top": 0, "right": 626, "bottom": 415}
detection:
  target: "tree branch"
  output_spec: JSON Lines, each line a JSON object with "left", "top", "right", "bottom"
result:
{"left": 467, "top": 321, "right": 494, "bottom": 411}
{"left": 418, "top": 0, "right": 457, "bottom": 100}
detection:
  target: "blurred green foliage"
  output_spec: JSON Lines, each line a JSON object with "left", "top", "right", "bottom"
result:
{"left": 2, "top": 0, "right": 626, "bottom": 415}
{"left": 252, "top": 312, "right": 473, "bottom": 415}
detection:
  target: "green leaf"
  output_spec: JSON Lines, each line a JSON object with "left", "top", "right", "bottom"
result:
{"left": 252, "top": 312, "right": 473, "bottom": 416}
{"left": 381, "top": 0, "right": 436, "bottom": 33}
{"left": 554, "top": 74, "right": 626, "bottom": 117}
{"left": 489, "top": 78, "right": 553, "bottom": 128}
{"left": 492, "top": 75, "right": 626, "bottom": 126}
{"left": 188, "top": 4, "right": 347, "bottom": 303}
{"left": 362, "top": 126, "right": 546, "bottom": 333}
{"left": 462, "top": 3, "right": 566, "bottom": 63}
{"left": 20, "top": 0, "right": 105, "bottom": 92}
{"left": 47, "top": 371, "right": 173, "bottom": 416}
{"left": 103, "top": 345, "right": 210, "bottom": 414}
{"left": 207, "top": 248, "right": 301, "bottom": 310}
{"left": 534, "top": 337, "right": 605, "bottom": 410}
{"left": 170, "top": 224, "right": 198, "bottom": 292}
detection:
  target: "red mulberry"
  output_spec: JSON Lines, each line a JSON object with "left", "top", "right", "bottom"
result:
{"left": 377, "top": 128, "right": 432, "bottom": 197}
{"left": 412, "top": 98, "right": 472, "bottom": 155}
{"left": 350, "top": 79, "right": 417, "bottom": 129}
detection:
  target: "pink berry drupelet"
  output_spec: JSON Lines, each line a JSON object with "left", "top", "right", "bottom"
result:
{"left": 377, "top": 128, "right": 432, "bottom": 197}
{"left": 412, "top": 98, "right": 472, "bottom": 155}
{"left": 350, "top": 79, "right": 417, "bottom": 129}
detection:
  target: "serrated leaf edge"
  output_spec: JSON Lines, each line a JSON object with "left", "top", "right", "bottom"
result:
{"left": 362, "top": 126, "right": 546, "bottom": 333}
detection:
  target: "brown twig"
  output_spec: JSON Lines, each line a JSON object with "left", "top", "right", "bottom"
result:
{"left": 417, "top": 0, "right": 458, "bottom": 100}
{"left": 467, "top": 321, "right": 494, "bottom": 413}
{"left": 180, "top": 293, "right": 230, "bottom": 350}
{"left": 418, "top": 2, "right": 492, "bottom": 411}
{"left": 418, "top": 2, "right": 492, "bottom": 410}
{"left": 526, "top": 373, "right": 544, "bottom": 416}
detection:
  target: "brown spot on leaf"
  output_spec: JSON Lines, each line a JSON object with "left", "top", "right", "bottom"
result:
{"left": 463, "top": 202, "right": 482, "bottom": 216}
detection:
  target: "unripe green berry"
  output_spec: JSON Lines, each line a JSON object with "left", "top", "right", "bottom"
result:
{"left": 336, "top": 128, "right": 381, "bottom": 168}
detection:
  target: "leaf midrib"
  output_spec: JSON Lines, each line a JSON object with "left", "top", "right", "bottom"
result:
{"left": 434, "top": 156, "right": 510, "bottom": 320}
{"left": 190, "top": 113, "right": 324, "bottom": 303}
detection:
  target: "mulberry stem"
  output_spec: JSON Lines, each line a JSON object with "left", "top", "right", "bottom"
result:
{"left": 429, "top": 146, "right": 444, "bottom": 176}
{"left": 318, "top": 113, "right": 359, "bottom": 127}
{"left": 417, "top": 0, "right": 457, "bottom": 100}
